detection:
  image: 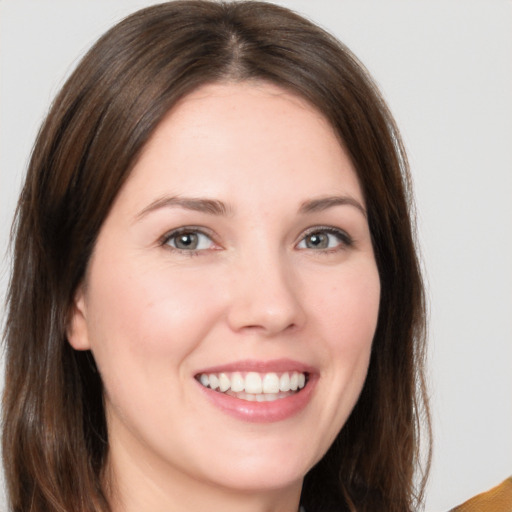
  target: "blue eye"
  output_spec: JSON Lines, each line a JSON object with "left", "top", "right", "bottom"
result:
{"left": 164, "top": 229, "right": 215, "bottom": 251}
{"left": 297, "top": 228, "right": 352, "bottom": 250}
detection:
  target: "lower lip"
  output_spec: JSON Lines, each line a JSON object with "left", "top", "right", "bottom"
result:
{"left": 196, "top": 376, "right": 317, "bottom": 423}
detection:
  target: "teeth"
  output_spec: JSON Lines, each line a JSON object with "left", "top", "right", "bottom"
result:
{"left": 226, "top": 391, "right": 290, "bottom": 402}
{"left": 262, "top": 373, "right": 280, "bottom": 393}
{"left": 245, "top": 372, "right": 262, "bottom": 394}
{"left": 209, "top": 374, "right": 219, "bottom": 390}
{"left": 279, "top": 372, "right": 291, "bottom": 392}
{"left": 290, "top": 372, "right": 299, "bottom": 391}
{"left": 231, "top": 372, "right": 244, "bottom": 392}
{"left": 198, "top": 371, "right": 307, "bottom": 395}
{"left": 218, "top": 373, "right": 230, "bottom": 392}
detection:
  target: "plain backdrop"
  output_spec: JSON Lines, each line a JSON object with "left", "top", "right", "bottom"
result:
{"left": 1, "top": 1, "right": 511, "bottom": 511}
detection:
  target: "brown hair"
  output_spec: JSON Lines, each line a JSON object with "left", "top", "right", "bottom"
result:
{"left": 2, "top": 2, "right": 430, "bottom": 511}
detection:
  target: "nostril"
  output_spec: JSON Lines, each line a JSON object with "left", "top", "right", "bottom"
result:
{"left": 236, "top": 320, "right": 299, "bottom": 336}
{"left": 225, "top": 264, "right": 306, "bottom": 335}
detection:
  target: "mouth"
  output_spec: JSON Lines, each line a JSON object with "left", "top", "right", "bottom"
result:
{"left": 194, "top": 359, "right": 317, "bottom": 422}
{"left": 195, "top": 371, "right": 308, "bottom": 402}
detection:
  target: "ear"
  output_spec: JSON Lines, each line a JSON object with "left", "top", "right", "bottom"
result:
{"left": 67, "top": 285, "right": 91, "bottom": 351}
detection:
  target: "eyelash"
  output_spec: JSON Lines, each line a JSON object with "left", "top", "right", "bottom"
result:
{"left": 160, "top": 225, "right": 353, "bottom": 256}
{"left": 299, "top": 226, "right": 354, "bottom": 253}
{"left": 160, "top": 226, "right": 217, "bottom": 256}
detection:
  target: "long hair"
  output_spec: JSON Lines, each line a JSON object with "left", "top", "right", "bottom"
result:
{"left": 2, "top": 2, "right": 430, "bottom": 511}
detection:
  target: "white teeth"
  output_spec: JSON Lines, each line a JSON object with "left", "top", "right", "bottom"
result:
{"left": 262, "top": 373, "right": 280, "bottom": 393}
{"left": 218, "top": 373, "right": 230, "bottom": 392}
{"left": 290, "top": 372, "right": 299, "bottom": 391}
{"left": 245, "top": 372, "right": 263, "bottom": 394}
{"left": 209, "top": 374, "right": 219, "bottom": 390}
{"left": 199, "top": 370, "right": 308, "bottom": 396}
{"left": 279, "top": 372, "right": 291, "bottom": 392}
{"left": 231, "top": 372, "right": 244, "bottom": 392}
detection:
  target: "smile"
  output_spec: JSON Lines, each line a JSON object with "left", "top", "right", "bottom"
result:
{"left": 194, "top": 359, "right": 317, "bottom": 422}
{"left": 196, "top": 371, "right": 307, "bottom": 402}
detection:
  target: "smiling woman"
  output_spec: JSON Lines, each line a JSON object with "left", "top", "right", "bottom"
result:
{"left": 67, "top": 82, "right": 381, "bottom": 502}
{"left": 2, "top": 2, "right": 429, "bottom": 512}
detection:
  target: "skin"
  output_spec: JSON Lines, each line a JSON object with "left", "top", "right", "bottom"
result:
{"left": 68, "top": 81, "right": 381, "bottom": 512}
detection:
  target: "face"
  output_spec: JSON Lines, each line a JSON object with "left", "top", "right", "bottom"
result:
{"left": 69, "top": 82, "right": 380, "bottom": 501}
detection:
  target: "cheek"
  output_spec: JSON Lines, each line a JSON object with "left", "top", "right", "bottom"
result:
{"left": 292, "top": 260, "right": 380, "bottom": 458}
{"left": 310, "top": 259, "right": 380, "bottom": 416}
{"left": 84, "top": 255, "right": 225, "bottom": 380}
{"left": 313, "top": 261, "right": 380, "bottom": 352}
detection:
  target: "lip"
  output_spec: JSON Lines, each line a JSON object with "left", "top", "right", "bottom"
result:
{"left": 195, "top": 359, "right": 318, "bottom": 423}
{"left": 195, "top": 358, "right": 316, "bottom": 375}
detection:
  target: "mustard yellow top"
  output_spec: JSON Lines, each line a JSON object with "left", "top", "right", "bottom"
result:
{"left": 449, "top": 477, "right": 512, "bottom": 512}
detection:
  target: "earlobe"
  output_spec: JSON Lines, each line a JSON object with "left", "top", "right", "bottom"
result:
{"left": 67, "top": 286, "right": 91, "bottom": 351}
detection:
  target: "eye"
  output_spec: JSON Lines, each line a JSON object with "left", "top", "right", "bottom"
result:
{"left": 297, "top": 227, "right": 352, "bottom": 251}
{"left": 163, "top": 228, "right": 216, "bottom": 252}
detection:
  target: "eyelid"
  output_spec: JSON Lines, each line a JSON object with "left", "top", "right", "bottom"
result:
{"left": 160, "top": 226, "right": 219, "bottom": 253}
{"left": 158, "top": 225, "right": 353, "bottom": 254}
{"left": 296, "top": 226, "right": 354, "bottom": 250}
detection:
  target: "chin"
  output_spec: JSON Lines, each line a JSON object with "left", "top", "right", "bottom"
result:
{"left": 194, "top": 443, "right": 317, "bottom": 493}
{"left": 210, "top": 467, "right": 305, "bottom": 493}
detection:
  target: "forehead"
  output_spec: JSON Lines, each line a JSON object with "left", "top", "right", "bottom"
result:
{"left": 163, "top": 81, "right": 329, "bottom": 129}
{"left": 121, "top": 81, "right": 363, "bottom": 210}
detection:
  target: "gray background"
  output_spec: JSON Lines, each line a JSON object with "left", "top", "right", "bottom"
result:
{"left": 1, "top": 1, "right": 511, "bottom": 510}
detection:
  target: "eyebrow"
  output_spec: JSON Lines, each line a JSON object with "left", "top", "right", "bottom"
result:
{"left": 135, "top": 196, "right": 231, "bottom": 221}
{"left": 135, "top": 194, "right": 366, "bottom": 221}
{"left": 299, "top": 195, "right": 367, "bottom": 218}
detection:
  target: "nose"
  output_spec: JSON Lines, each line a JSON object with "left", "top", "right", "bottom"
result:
{"left": 226, "top": 250, "right": 306, "bottom": 336}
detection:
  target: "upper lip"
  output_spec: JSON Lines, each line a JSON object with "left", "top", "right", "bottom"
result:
{"left": 195, "top": 358, "right": 316, "bottom": 376}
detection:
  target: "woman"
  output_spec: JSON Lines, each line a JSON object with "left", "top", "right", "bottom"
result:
{"left": 2, "top": 2, "right": 430, "bottom": 511}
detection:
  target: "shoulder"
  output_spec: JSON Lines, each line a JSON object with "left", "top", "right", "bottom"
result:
{"left": 449, "top": 476, "right": 512, "bottom": 512}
